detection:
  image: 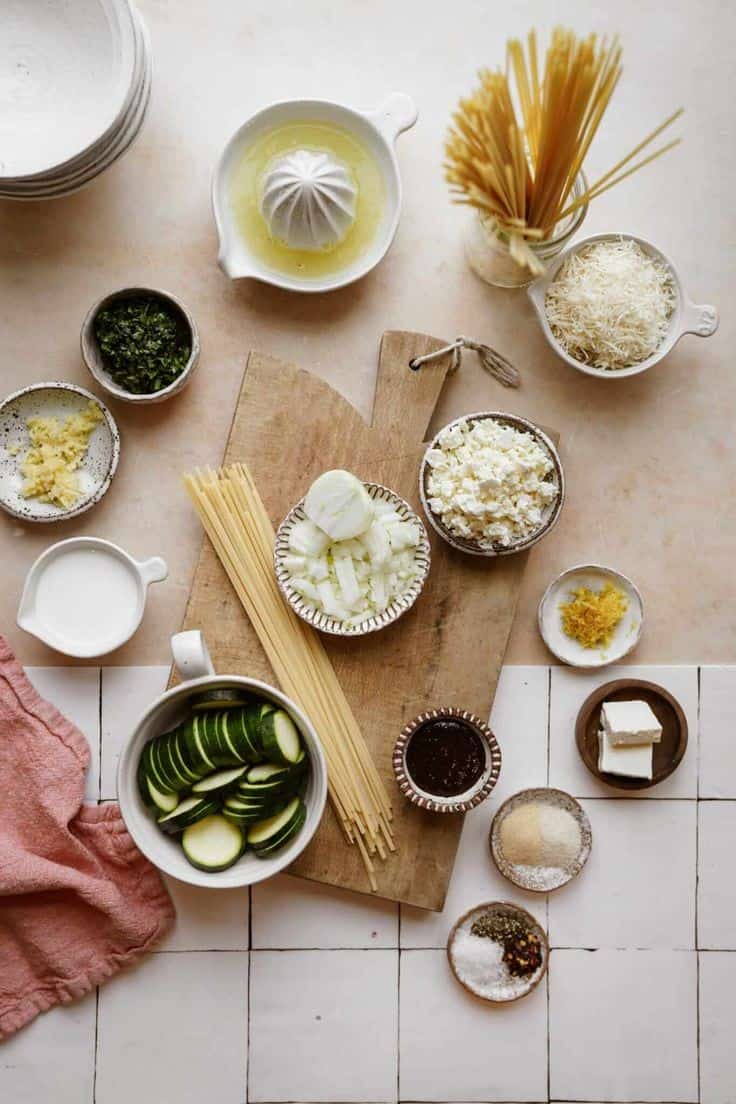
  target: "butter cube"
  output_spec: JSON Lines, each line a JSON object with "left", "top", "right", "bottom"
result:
{"left": 601, "top": 699, "right": 662, "bottom": 746}
{"left": 598, "top": 729, "right": 653, "bottom": 780}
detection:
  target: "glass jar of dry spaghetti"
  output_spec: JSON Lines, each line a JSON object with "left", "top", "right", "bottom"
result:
{"left": 464, "top": 173, "right": 588, "bottom": 288}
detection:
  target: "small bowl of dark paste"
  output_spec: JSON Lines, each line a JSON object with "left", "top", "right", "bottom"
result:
{"left": 392, "top": 707, "right": 501, "bottom": 813}
{"left": 81, "top": 286, "right": 200, "bottom": 405}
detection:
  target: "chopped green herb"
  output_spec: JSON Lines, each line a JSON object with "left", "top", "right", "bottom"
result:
{"left": 94, "top": 296, "right": 191, "bottom": 395}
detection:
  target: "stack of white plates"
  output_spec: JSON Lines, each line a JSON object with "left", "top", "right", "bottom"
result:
{"left": 0, "top": 0, "right": 151, "bottom": 200}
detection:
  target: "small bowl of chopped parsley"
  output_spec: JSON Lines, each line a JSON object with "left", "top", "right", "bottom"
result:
{"left": 81, "top": 287, "right": 200, "bottom": 404}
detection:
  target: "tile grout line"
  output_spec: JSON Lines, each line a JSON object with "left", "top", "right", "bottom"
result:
{"left": 695, "top": 665, "right": 702, "bottom": 1103}
{"left": 246, "top": 885, "right": 253, "bottom": 1104}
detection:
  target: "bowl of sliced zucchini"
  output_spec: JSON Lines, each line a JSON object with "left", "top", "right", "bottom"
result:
{"left": 117, "top": 631, "right": 328, "bottom": 888}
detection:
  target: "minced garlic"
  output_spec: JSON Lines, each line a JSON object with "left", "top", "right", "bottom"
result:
{"left": 19, "top": 400, "right": 104, "bottom": 509}
{"left": 559, "top": 582, "right": 628, "bottom": 649}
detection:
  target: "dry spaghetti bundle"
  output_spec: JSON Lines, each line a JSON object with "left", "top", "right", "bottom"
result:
{"left": 445, "top": 28, "right": 683, "bottom": 272}
{"left": 184, "top": 464, "right": 394, "bottom": 890}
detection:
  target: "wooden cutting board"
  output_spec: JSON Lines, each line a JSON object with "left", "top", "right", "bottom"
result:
{"left": 174, "top": 331, "right": 544, "bottom": 910}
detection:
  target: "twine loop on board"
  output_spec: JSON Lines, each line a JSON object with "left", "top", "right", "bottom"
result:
{"left": 408, "top": 336, "right": 520, "bottom": 388}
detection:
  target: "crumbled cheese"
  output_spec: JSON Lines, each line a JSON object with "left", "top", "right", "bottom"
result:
{"left": 425, "top": 417, "right": 558, "bottom": 549}
{"left": 544, "top": 237, "right": 676, "bottom": 371}
{"left": 19, "top": 401, "right": 104, "bottom": 509}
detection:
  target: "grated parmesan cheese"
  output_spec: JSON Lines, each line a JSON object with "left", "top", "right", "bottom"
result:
{"left": 544, "top": 238, "right": 676, "bottom": 371}
{"left": 19, "top": 400, "right": 104, "bottom": 509}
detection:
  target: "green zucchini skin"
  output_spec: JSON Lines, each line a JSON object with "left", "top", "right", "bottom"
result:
{"left": 138, "top": 692, "right": 310, "bottom": 872}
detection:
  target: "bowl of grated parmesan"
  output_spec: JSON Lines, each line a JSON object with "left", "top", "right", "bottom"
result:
{"left": 528, "top": 233, "right": 718, "bottom": 379}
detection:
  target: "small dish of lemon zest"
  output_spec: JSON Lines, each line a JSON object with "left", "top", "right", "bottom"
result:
{"left": 559, "top": 582, "right": 628, "bottom": 649}
{"left": 19, "top": 400, "right": 104, "bottom": 509}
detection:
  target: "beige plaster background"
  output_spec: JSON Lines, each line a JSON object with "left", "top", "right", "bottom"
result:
{"left": 0, "top": 0, "right": 733, "bottom": 667}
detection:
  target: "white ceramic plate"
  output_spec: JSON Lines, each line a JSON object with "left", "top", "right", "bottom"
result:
{"left": 0, "top": 0, "right": 137, "bottom": 179}
{"left": 0, "top": 382, "right": 120, "bottom": 522}
{"left": 274, "top": 483, "right": 431, "bottom": 636}
{"left": 538, "top": 563, "right": 644, "bottom": 667}
{"left": 0, "top": 10, "right": 151, "bottom": 201}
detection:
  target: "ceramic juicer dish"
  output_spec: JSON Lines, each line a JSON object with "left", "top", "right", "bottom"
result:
{"left": 212, "top": 93, "right": 417, "bottom": 292}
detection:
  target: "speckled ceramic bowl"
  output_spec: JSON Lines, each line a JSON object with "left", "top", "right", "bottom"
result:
{"left": 81, "top": 286, "right": 200, "bottom": 405}
{"left": 274, "top": 482, "right": 431, "bottom": 636}
{"left": 490, "top": 787, "right": 592, "bottom": 892}
{"left": 392, "top": 707, "right": 502, "bottom": 813}
{"left": 447, "top": 901, "right": 549, "bottom": 1004}
{"left": 0, "top": 382, "right": 120, "bottom": 522}
{"left": 419, "top": 411, "right": 564, "bottom": 557}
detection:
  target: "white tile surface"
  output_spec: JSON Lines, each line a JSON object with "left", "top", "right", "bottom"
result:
{"left": 400, "top": 949, "right": 547, "bottom": 1102}
{"left": 401, "top": 666, "right": 549, "bottom": 948}
{"left": 700, "top": 667, "right": 736, "bottom": 797}
{"left": 700, "top": 951, "right": 736, "bottom": 1104}
{"left": 100, "top": 665, "right": 169, "bottom": 799}
{"left": 159, "top": 877, "right": 249, "bottom": 951}
{"left": 548, "top": 799, "right": 696, "bottom": 949}
{"left": 0, "top": 994, "right": 96, "bottom": 1104}
{"left": 27, "top": 666, "right": 100, "bottom": 802}
{"left": 95, "top": 951, "right": 248, "bottom": 1104}
{"left": 698, "top": 801, "right": 736, "bottom": 949}
{"left": 549, "top": 665, "right": 698, "bottom": 798}
{"left": 549, "top": 949, "right": 698, "bottom": 1102}
{"left": 249, "top": 950, "right": 398, "bottom": 1102}
{"left": 252, "top": 873, "right": 398, "bottom": 948}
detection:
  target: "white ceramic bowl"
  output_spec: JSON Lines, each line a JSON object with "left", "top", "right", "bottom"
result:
{"left": 212, "top": 93, "right": 417, "bottom": 293}
{"left": 538, "top": 563, "right": 644, "bottom": 667}
{"left": 527, "top": 233, "right": 719, "bottom": 380}
{"left": 17, "top": 537, "right": 167, "bottom": 657}
{"left": 0, "top": 381, "right": 120, "bottom": 522}
{"left": 419, "top": 412, "right": 565, "bottom": 557}
{"left": 81, "top": 286, "right": 200, "bottom": 404}
{"left": 117, "top": 631, "right": 328, "bottom": 889}
{"left": 274, "top": 482, "right": 431, "bottom": 636}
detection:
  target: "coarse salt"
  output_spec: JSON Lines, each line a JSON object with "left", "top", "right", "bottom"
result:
{"left": 449, "top": 923, "right": 540, "bottom": 1000}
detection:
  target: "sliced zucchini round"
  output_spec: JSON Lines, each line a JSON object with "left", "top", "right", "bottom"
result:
{"left": 255, "top": 803, "right": 306, "bottom": 858}
{"left": 190, "top": 688, "right": 249, "bottom": 713}
{"left": 157, "top": 795, "right": 219, "bottom": 834}
{"left": 181, "top": 815, "right": 245, "bottom": 871}
{"left": 191, "top": 766, "right": 248, "bottom": 796}
{"left": 247, "top": 797, "right": 302, "bottom": 851}
{"left": 146, "top": 775, "right": 179, "bottom": 814}
{"left": 260, "top": 709, "right": 302, "bottom": 765}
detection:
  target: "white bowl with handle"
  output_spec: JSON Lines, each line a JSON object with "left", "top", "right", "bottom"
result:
{"left": 116, "top": 630, "right": 328, "bottom": 889}
{"left": 527, "top": 233, "right": 719, "bottom": 379}
{"left": 212, "top": 93, "right": 417, "bottom": 293}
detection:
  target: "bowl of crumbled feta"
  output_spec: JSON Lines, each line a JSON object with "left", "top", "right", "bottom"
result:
{"left": 274, "top": 469, "right": 431, "bottom": 635}
{"left": 419, "top": 412, "right": 564, "bottom": 556}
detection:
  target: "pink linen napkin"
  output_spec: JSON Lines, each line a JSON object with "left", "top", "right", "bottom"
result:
{"left": 0, "top": 635, "right": 175, "bottom": 1039}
